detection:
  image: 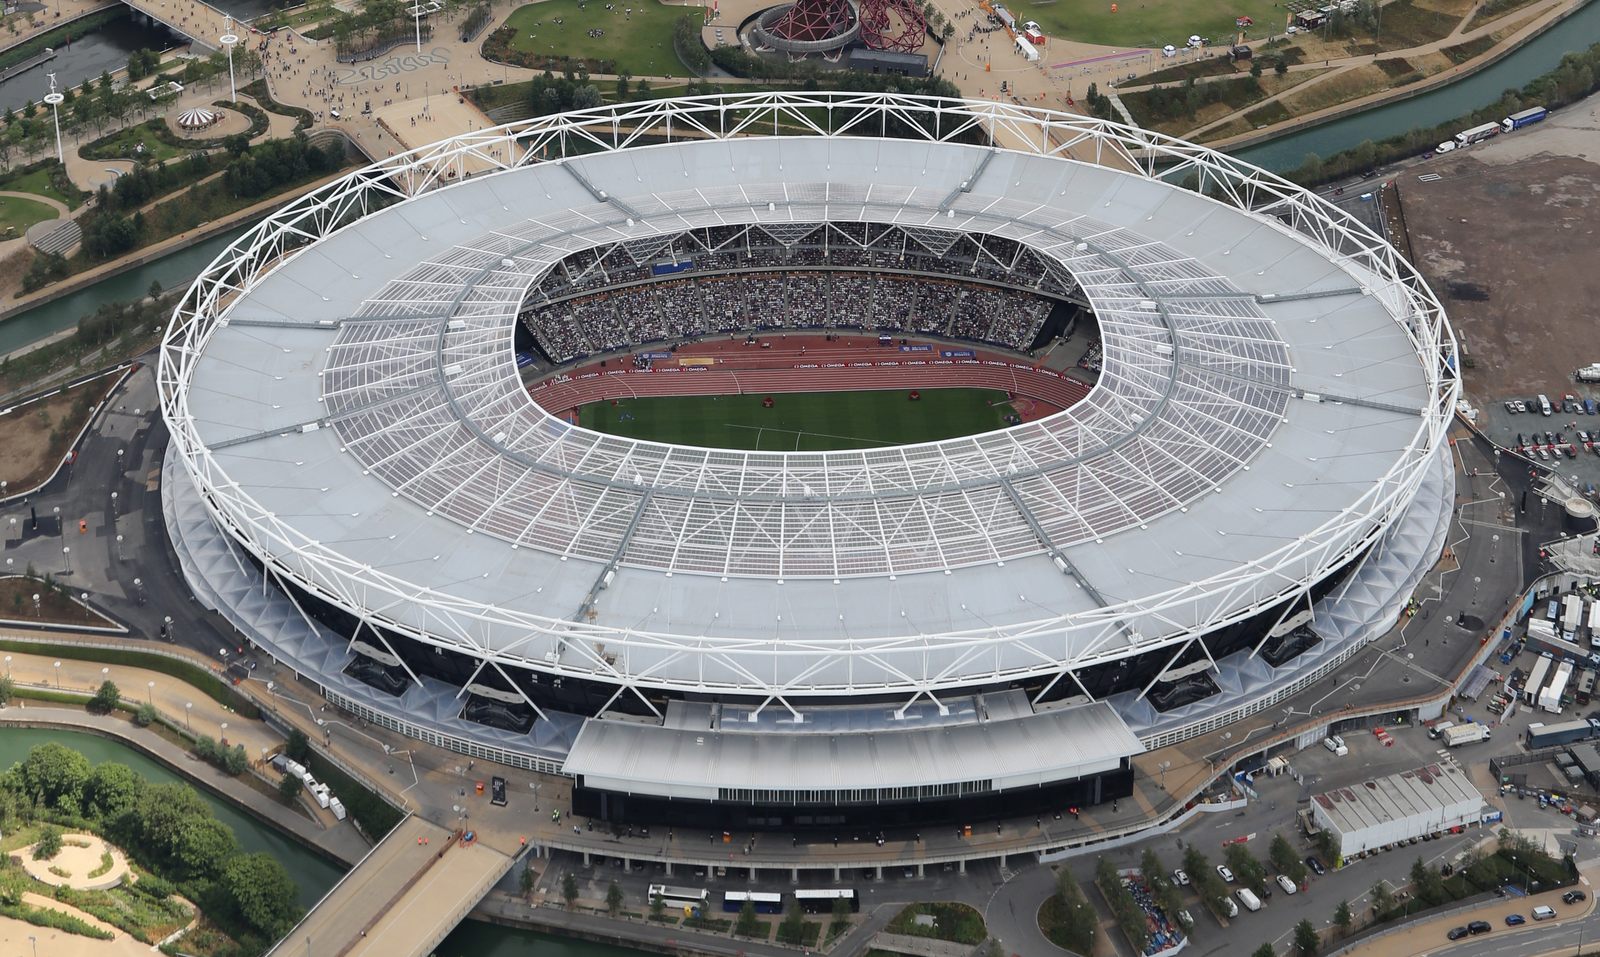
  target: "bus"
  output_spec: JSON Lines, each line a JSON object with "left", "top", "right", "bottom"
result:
{"left": 648, "top": 884, "right": 709, "bottom": 915}
{"left": 795, "top": 888, "right": 859, "bottom": 914}
{"left": 723, "top": 891, "right": 784, "bottom": 914}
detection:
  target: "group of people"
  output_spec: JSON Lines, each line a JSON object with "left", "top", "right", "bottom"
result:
{"left": 521, "top": 269, "right": 1054, "bottom": 363}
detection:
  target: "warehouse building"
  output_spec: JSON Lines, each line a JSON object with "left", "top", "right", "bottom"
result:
{"left": 1311, "top": 764, "right": 1484, "bottom": 859}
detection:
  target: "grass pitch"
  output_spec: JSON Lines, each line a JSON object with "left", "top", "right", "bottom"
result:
{"left": 578, "top": 388, "right": 1015, "bottom": 451}
{"left": 502, "top": 0, "right": 689, "bottom": 78}
{"left": 1023, "top": 0, "right": 1287, "bottom": 51}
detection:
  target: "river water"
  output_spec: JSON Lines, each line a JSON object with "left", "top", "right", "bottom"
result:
{"left": 0, "top": 12, "right": 173, "bottom": 114}
{"left": 0, "top": 727, "right": 645, "bottom": 955}
{"left": 1235, "top": 0, "right": 1600, "bottom": 171}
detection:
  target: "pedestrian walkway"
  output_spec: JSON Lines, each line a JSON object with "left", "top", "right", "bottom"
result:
{"left": 870, "top": 931, "right": 976, "bottom": 957}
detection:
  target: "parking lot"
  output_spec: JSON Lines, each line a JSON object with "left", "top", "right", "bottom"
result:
{"left": 1472, "top": 396, "right": 1600, "bottom": 494}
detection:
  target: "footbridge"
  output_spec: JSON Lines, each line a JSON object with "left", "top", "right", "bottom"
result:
{"left": 267, "top": 817, "right": 517, "bottom": 957}
{"left": 122, "top": 0, "right": 234, "bottom": 52}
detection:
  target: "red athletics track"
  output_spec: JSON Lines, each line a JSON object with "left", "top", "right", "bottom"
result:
{"left": 529, "top": 334, "right": 1094, "bottom": 424}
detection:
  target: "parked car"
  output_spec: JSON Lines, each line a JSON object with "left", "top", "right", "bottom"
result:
{"left": 1467, "top": 920, "right": 1492, "bottom": 935}
{"left": 1276, "top": 874, "right": 1299, "bottom": 895}
{"left": 1448, "top": 927, "right": 1470, "bottom": 940}
{"left": 1534, "top": 906, "right": 1557, "bottom": 920}
{"left": 1505, "top": 914, "right": 1526, "bottom": 925}
{"left": 1177, "top": 909, "right": 1195, "bottom": 928}
{"left": 1217, "top": 864, "right": 1236, "bottom": 883}
{"left": 1172, "top": 869, "right": 1190, "bottom": 886}
{"left": 1565, "top": 890, "right": 1588, "bottom": 904}
{"left": 1305, "top": 856, "right": 1326, "bottom": 876}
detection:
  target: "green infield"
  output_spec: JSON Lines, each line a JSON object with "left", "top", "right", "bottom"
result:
{"left": 500, "top": 0, "right": 687, "bottom": 77}
{"left": 1023, "top": 0, "right": 1285, "bottom": 51}
{"left": 578, "top": 388, "right": 1016, "bottom": 451}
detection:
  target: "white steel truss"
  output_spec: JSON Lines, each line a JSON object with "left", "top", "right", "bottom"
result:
{"left": 159, "top": 93, "right": 1459, "bottom": 702}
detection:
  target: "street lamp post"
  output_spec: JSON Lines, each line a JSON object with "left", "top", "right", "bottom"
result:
{"left": 147, "top": 680, "right": 155, "bottom": 705}
{"left": 220, "top": 721, "right": 228, "bottom": 746}
{"left": 185, "top": 702, "right": 193, "bottom": 731}
{"left": 116, "top": 533, "right": 124, "bottom": 561}
{"left": 220, "top": 24, "right": 239, "bottom": 103}
{"left": 52, "top": 660, "right": 60, "bottom": 688}
{"left": 413, "top": 1, "right": 422, "bottom": 52}
{"left": 43, "top": 73, "right": 63, "bottom": 163}
{"left": 62, "top": 545, "right": 70, "bottom": 574}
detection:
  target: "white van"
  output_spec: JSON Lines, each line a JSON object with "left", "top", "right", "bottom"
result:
{"left": 1276, "top": 874, "right": 1299, "bottom": 895}
{"left": 1533, "top": 905, "right": 1557, "bottom": 921}
{"left": 1540, "top": 394, "right": 1553, "bottom": 416}
{"left": 1237, "top": 888, "right": 1263, "bottom": 912}
{"left": 1428, "top": 721, "right": 1455, "bottom": 740}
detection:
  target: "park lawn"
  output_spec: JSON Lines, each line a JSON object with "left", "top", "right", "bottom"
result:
{"left": 1022, "top": 0, "right": 1286, "bottom": 51}
{"left": 0, "top": 166, "right": 81, "bottom": 209}
{"left": 502, "top": 0, "right": 685, "bottom": 77}
{"left": 579, "top": 388, "right": 1014, "bottom": 451}
{"left": 0, "top": 193, "right": 56, "bottom": 236}
{"left": 79, "top": 120, "right": 184, "bottom": 164}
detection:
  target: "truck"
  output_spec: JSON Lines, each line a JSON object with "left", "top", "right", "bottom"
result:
{"left": 1542, "top": 661, "right": 1574, "bottom": 713}
{"left": 1502, "top": 106, "right": 1549, "bottom": 133}
{"left": 1526, "top": 718, "right": 1600, "bottom": 749}
{"left": 1428, "top": 721, "right": 1456, "bottom": 739}
{"left": 1564, "top": 595, "right": 1584, "bottom": 642}
{"left": 1455, "top": 122, "right": 1501, "bottom": 147}
{"left": 1578, "top": 365, "right": 1600, "bottom": 384}
{"left": 1527, "top": 652, "right": 1555, "bottom": 705}
{"left": 1586, "top": 601, "right": 1600, "bottom": 647}
{"left": 1442, "top": 723, "right": 1492, "bottom": 747}
{"left": 1237, "top": 888, "right": 1262, "bottom": 912}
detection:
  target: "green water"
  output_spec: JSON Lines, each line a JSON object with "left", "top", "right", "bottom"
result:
{"left": 0, "top": 727, "right": 643, "bottom": 954}
{"left": 0, "top": 727, "right": 343, "bottom": 909}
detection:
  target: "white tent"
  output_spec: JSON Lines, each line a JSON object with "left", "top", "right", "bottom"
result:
{"left": 1014, "top": 34, "right": 1040, "bottom": 61}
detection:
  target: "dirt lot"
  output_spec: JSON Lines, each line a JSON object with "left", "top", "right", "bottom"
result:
{"left": 0, "top": 373, "right": 117, "bottom": 492}
{"left": 1399, "top": 96, "right": 1600, "bottom": 403}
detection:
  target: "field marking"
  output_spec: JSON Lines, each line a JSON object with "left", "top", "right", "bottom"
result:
{"left": 725, "top": 422, "right": 896, "bottom": 449}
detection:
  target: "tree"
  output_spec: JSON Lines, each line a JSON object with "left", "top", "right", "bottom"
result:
{"left": 1252, "top": 945, "right": 1277, "bottom": 957}
{"left": 832, "top": 893, "right": 852, "bottom": 931}
{"left": 17, "top": 741, "right": 92, "bottom": 814}
{"left": 278, "top": 774, "right": 304, "bottom": 803}
{"left": 133, "top": 703, "right": 158, "bottom": 727}
{"left": 0, "top": 675, "right": 12, "bottom": 707}
{"left": 1225, "top": 843, "right": 1268, "bottom": 894}
{"left": 519, "top": 865, "right": 535, "bottom": 897}
{"left": 222, "top": 852, "right": 301, "bottom": 938}
{"left": 1275, "top": 57, "right": 1290, "bottom": 77}
{"left": 1369, "top": 881, "right": 1395, "bottom": 918}
{"left": 1250, "top": 58, "right": 1263, "bottom": 78}
{"left": 1055, "top": 867, "right": 1098, "bottom": 954}
{"left": 561, "top": 872, "right": 578, "bottom": 908}
{"left": 571, "top": 84, "right": 603, "bottom": 110}
{"left": 1409, "top": 856, "right": 1445, "bottom": 906}
{"left": 1333, "top": 900, "right": 1353, "bottom": 937}
{"left": 33, "top": 825, "right": 63, "bottom": 860}
{"left": 148, "top": 280, "right": 163, "bottom": 301}
{"left": 649, "top": 890, "right": 666, "bottom": 921}
{"left": 778, "top": 899, "right": 807, "bottom": 944}
{"left": 89, "top": 680, "right": 121, "bottom": 714}
{"left": 606, "top": 880, "right": 624, "bottom": 917}
{"left": 736, "top": 899, "right": 761, "bottom": 936}
{"left": 86, "top": 762, "right": 144, "bottom": 821}
{"left": 1294, "top": 919, "right": 1320, "bottom": 957}
{"left": 1312, "top": 828, "right": 1337, "bottom": 865}
{"left": 1269, "top": 833, "right": 1308, "bottom": 884}
{"left": 616, "top": 73, "right": 632, "bottom": 98}
{"left": 284, "top": 728, "right": 311, "bottom": 763}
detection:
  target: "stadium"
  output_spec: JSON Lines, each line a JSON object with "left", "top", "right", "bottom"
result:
{"left": 160, "top": 94, "right": 1459, "bottom": 833}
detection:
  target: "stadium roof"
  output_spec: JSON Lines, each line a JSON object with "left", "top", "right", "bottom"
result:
{"left": 563, "top": 699, "right": 1143, "bottom": 798}
{"left": 161, "top": 94, "right": 1456, "bottom": 701}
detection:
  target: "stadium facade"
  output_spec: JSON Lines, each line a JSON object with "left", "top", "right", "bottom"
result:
{"left": 160, "top": 95, "right": 1459, "bottom": 832}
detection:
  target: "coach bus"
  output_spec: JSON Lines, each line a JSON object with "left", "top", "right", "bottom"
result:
{"left": 795, "top": 888, "right": 859, "bottom": 914}
{"left": 648, "top": 884, "right": 710, "bottom": 915}
{"left": 723, "top": 890, "right": 784, "bottom": 914}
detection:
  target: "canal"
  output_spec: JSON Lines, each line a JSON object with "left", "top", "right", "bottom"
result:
{"left": 0, "top": 727, "right": 646, "bottom": 955}
{"left": 0, "top": 11, "right": 172, "bottom": 114}
{"left": 1234, "top": 0, "right": 1600, "bottom": 171}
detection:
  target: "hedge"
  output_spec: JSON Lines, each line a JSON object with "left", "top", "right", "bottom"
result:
{"left": 0, "top": 639, "right": 259, "bottom": 719}
{"left": 240, "top": 79, "right": 313, "bottom": 131}
{"left": 302, "top": 750, "right": 403, "bottom": 839}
